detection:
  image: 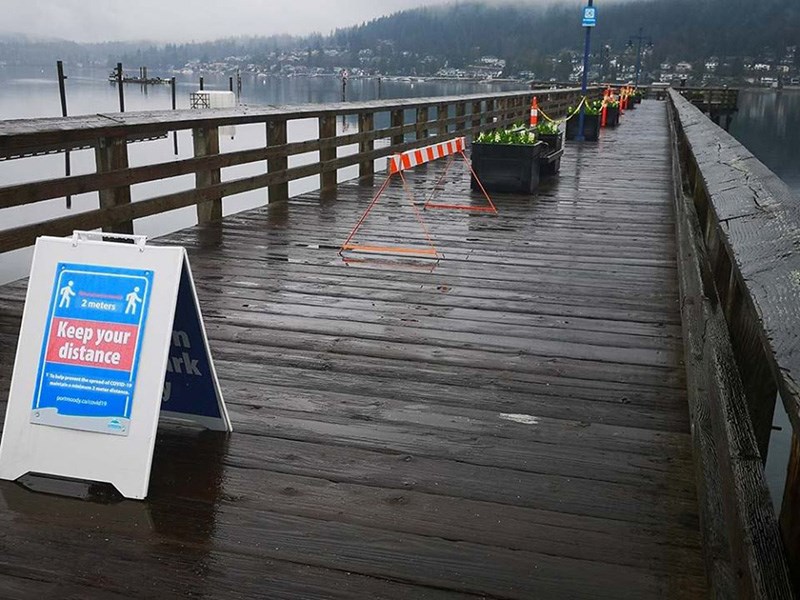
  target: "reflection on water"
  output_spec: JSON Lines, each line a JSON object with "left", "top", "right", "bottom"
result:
{"left": 729, "top": 89, "right": 800, "bottom": 195}
{"left": 0, "top": 67, "right": 526, "bottom": 284}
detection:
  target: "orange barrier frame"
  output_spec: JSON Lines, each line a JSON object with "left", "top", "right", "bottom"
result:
{"left": 338, "top": 171, "right": 439, "bottom": 259}
{"left": 422, "top": 150, "right": 497, "bottom": 214}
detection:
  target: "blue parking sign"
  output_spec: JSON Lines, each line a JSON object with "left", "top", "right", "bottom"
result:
{"left": 582, "top": 5, "right": 597, "bottom": 27}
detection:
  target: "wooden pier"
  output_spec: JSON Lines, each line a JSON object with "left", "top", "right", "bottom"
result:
{"left": 0, "top": 88, "right": 797, "bottom": 599}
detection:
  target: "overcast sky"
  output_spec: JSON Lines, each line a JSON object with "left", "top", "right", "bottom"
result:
{"left": 1, "top": 0, "right": 593, "bottom": 43}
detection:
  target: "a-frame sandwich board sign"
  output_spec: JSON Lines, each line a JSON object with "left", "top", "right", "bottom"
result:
{"left": 0, "top": 231, "right": 231, "bottom": 500}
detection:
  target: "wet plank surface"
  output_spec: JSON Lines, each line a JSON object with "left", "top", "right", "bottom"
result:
{"left": 0, "top": 100, "right": 707, "bottom": 599}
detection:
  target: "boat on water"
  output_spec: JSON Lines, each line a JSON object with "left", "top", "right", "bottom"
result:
{"left": 108, "top": 73, "right": 169, "bottom": 85}
{"left": 108, "top": 67, "right": 170, "bottom": 85}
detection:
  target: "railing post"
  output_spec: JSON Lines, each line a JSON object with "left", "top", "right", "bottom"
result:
{"left": 437, "top": 103, "right": 449, "bottom": 137}
{"left": 472, "top": 101, "right": 482, "bottom": 132}
{"left": 267, "top": 119, "right": 288, "bottom": 204}
{"left": 94, "top": 136, "right": 133, "bottom": 234}
{"left": 192, "top": 126, "right": 222, "bottom": 223}
{"left": 498, "top": 98, "right": 508, "bottom": 127}
{"left": 390, "top": 109, "right": 404, "bottom": 146}
{"left": 781, "top": 433, "right": 800, "bottom": 591}
{"left": 358, "top": 112, "right": 374, "bottom": 184}
{"left": 416, "top": 106, "right": 429, "bottom": 140}
{"left": 319, "top": 114, "right": 337, "bottom": 193}
{"left": 487, "top": 99, "right": 496, "bottom": 130}
{"left": 724, "top": 279, "right": 779, "bottom": 460}
{"left": 512, "top": 97, "right": 522, "bottom": 123}
{"left": 455, "top": 102, "right": 466, "bottom": 132}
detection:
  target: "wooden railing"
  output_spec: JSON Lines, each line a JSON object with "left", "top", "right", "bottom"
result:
{"left": 677, "top": 86, "right": 740, "bottom": 113}
{"left": 0, "top": 87, "right": 600, "bottom": 254}
{"left": 668, "top": 88, "right": 797, "bottom": 598}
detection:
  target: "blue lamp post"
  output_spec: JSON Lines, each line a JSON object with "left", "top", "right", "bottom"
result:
{"left": 576, "top": 1, "right": 596, "bottom": 142}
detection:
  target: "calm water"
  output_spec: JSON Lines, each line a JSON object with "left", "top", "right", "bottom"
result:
{"left": 0, "top": 66, "right": 525, "bottom": 284}
{"left": 729, "top": 89, "right": 800, "bottom": 197}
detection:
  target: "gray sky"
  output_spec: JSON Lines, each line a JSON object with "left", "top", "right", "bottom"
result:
{"left": 1, "top": 0, "right": 587, "bottom": 43}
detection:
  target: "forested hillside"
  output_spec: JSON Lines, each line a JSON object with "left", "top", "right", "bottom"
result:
{"left": 1, "top": 0, "right": 797, "bottom": 77}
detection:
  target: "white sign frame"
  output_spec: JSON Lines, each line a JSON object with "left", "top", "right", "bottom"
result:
{"left": 0, "top": 233, "right": 231, "bottom": 500}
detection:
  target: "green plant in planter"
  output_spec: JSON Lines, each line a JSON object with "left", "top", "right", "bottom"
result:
{"left": 567, "top": 100, "right": 603, "bottom": 117}
{"left": 475, "top": 126, "right": 537, "bottom": 145}
{"left": 584, "top": 100, "right": 603, "bottom": 116}
{"left": 471, "top": 122, "right": 547, "bottom": 193}
{"left": 535, "top": 121, "right": 559, "bottom": 136}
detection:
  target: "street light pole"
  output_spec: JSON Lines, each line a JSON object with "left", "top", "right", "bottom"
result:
{"left": 628, "top": 27, "right": 653, "bottom": 87}
{"left": 576, "top": 0, "right": 594, "bottom": 142}
{"left": 635, "top": 27, "right": 643, "bottom": 87}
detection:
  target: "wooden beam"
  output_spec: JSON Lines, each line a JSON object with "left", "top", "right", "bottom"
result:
{"left": 472, "top": 101, "right": 483, "bottom": 130}
{"left": 357, "top": 112, "right": 374, "bottom": 184}
{"left": 455, "top": 102, "right": 466, "bottom": 132}
{"left": 437, "top": 103, "right": 449, "bottom": 137}
{"left": 415, "top": 107, "right": 429, "bottom": 141}
{"left": 781, "top": 433, "right": 800, "bottom": 592}
{"left": 388, "top": 109, "right": 404, "bottom": 147}
{"left": 193, "top": 126, "right": 222, "bottom": 223}
{"left": 94, "top": 136, "right": 133, "bottom": 235}
{"left": 319, "top": 114, "right": 337, "bottom": 193}
{"left": 486, "top": 99, "right": 495, "bottom": 131}
{"left": 267, "top": 119, "right": 288, "bottom": 204}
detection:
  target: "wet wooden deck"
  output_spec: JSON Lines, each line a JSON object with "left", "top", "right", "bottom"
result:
{"left": 0, "top": 101, "right": 707, "bottom": 599}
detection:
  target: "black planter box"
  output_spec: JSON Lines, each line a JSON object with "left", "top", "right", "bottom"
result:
{"left": 605, "top": 106, "right": 620, "bottom": 127}
{"left": 470, "top": 141, "right": 547, "bottom": 194}
{"left": 537, "top": 132, "right": 564, "bottom": 177}
{"left": 565, "top": 114, "right": 600, "bottom": 141}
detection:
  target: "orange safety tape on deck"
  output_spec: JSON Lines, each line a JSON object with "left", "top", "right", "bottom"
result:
{"left": 341, "top": 244, "right": 438, "bottom": 256}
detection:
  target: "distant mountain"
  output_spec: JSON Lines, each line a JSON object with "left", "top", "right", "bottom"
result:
{"left": 0, "top": 0, "right": 797, "bottom": 77}
{"left": 330, "top": 0, "right": 799, "bottom": 69}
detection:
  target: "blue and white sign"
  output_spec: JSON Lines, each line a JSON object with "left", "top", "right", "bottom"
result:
{"left": 31, "top": 263, "right": 153, "bottom": 436}
{"left": 159, "top": 261, "right": 230, "bottom": 431}
{"left": 582, "top": 5, "right": 597, "bottom": 27}
{"left": 0, "top": 232, "right": 231, "bottom": 500}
